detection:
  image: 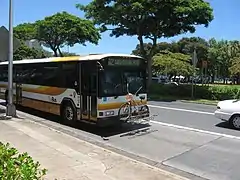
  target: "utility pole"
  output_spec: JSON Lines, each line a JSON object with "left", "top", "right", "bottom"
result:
{"left": 6, "top": 0, "right": 16, "bottom": 117}
{"left": 191, "top": 46, "right": 198, "bottom": 99}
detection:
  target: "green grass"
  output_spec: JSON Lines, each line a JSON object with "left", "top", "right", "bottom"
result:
{"left": 148, "top": 94, "right": 219, "bottom": 106}
{"left": 197, "top": 84, "right": 240, "bottom": 88}
{"left": 148, "top": 83, "right": 240, "bottom": 106}
{"left": 180, "top": 99, "right": 219, "bottom": 106}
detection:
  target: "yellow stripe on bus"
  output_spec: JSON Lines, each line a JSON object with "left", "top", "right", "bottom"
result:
{"left": 97, "top": 100, "right": 147, "bottom": 110}
{"left": 22, "top": 86, "right": 67, "bottom": 96}
{"left": 0, "top": 84, "right": 7, "bottom": 88}
{"left": 51, "top": 56, "right": 80, "bottom": 62}
{"left": 0, "top": 83, "right": 67, "bottom": 96}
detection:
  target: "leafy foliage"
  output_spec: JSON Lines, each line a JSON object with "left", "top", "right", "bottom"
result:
{"left": 207, "top": 39, "right": 240, "bottom": 83}
{"left": 149, "top": 83, "right": 240, "bottom": 100}
{"left": 132, "top": 42, "right": 179, "bottom": 57}
{"left": 177, "top": 37, "right": 209, "bottom": 64}
{"left": 61, "top": 51, "right": 79, "bottom": 57}
{"left": 0, "top": 142, "right": 47, "bottom": 180}
{"left": 13, "top": 23, "right": 52, "bottom": 60}
{"left": 229, "top": 56, "right": 240, "bottom": 79}
{"left": 132, "top": 36, "right": 240, "bottom": 84}
{"left": 13, "top": 23, "right": 36, "bottom": 41}
{"left": 35, "top": 11, "right": 101, "bottom": 57}
{"left": 78, "top": 0, "right": 214, "bottom": 86}
{"left": 152, "top": 51, "right": 192, "bottom": 76}
{"left": 13, "top": 44, "right": 47, "bottom": 60}
{"left": 14, "top": 12, "right": 101, "bottom": 57}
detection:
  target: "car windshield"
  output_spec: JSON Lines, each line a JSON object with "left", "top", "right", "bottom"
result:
{"left": 99, "top": 70, "right": 146, "bottom": 96}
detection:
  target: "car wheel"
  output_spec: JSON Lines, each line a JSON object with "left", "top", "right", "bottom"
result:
{"left": 229, "top": 114, "right": 240, "bottom": 130}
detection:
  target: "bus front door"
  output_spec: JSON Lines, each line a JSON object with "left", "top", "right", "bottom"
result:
{"left": 80, "top": 62, "right": 97, "bottom": 121}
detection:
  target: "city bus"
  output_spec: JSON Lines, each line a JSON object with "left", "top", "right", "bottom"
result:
{"left": 0, "top": 54, "right": 149, "bottom": 127}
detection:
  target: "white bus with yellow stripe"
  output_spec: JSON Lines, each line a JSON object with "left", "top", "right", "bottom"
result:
{"left": 0, "top": 53, "right": 149, "bottom": 127}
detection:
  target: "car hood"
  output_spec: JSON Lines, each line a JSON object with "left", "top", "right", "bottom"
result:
{"left": 217, "top": 99, "right": 240, "bottom": 113}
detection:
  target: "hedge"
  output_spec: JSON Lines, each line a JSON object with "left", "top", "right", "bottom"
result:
{"left": 149, "top": 83, "right": 240, "bottom": 100}
{"left": 0, "top": 142, "right": 47, "bottom": 180}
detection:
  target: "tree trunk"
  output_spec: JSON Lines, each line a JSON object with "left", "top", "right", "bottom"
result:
{"left": 137, "top": 35, "right": 152, "bottom": 90}
{"left": 147, "top": 36, "right": 158, "bottom": 89}
{"left": 237, "top": 74, "right": 240, "bottom": 84}
{"left": 147, "top": 57, "right": 152, "bottom": 89}
{"left": 53, "top": 49, "right": 58, "bottom": 57}
{"left": 57, "top": 47, "right": 63, "bottom": 57}
{"left": 211, "top": 71, "right": 215, "bottom": 83}
{"left": 137, "top": 33, "right": 158, "bottom": 91}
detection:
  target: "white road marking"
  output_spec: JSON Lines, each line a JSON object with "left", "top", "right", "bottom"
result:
{"left": 150, "top": 120, "right": 240, "bottom": 140}
{"left": 148, "top": 105, "right": 214, "bottom": 115}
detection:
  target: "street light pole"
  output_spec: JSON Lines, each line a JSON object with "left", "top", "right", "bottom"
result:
{"left": 6, "top": 0, "right": 16, "bottom": 117}
{"left": 191, "top": 46, "right": 197, "bottom": 99}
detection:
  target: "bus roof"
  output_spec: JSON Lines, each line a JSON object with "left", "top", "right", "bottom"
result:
{"left": 0, "top": 53, "right": 143, "bottom": 65}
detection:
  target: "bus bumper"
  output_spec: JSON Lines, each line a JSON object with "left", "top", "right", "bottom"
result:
{"left": 97, "top": 111, "right": 150, "bottom": 127}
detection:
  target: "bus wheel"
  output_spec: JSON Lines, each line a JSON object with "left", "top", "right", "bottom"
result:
{"left": 61, "top": 102, "right": 76, "bottom": 125}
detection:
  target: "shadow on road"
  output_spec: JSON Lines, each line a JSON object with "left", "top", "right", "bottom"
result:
{"left": 215, "top": 122, "right": 237, "bottom": 130}
{"left": 0, "top": 102, "right": 151, "bottom": 138}
{"left": 148, "top": 97, "right": 177, "bottom": 102}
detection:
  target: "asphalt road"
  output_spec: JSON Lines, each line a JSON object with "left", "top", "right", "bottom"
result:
{"left": 149, "top": 101, "right": 240, "bottom": 137}
{"left": 1, "top": 99, "right": 240, "bottom": 180}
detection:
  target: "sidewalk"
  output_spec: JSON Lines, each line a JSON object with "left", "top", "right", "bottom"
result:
{"left": 0, "top": 111, "right": 188, "bottom": 180}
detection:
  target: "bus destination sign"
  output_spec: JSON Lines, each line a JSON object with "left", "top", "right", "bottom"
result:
{"left": 108, "top": 58, "right": 141, "bottom": 66}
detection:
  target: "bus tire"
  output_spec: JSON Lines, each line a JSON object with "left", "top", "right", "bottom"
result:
{"left": 61, "top": 100, "right": 77, "bottom": 126}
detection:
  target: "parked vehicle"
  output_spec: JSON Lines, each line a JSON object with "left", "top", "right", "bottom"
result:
{"left": 214, "top": 99, "right": 240, "bottom": 130}
{"left": 0, "top": 53, "right": 149, "bottom": 127}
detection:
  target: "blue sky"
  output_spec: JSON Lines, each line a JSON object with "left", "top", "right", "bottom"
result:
{"left": 0, "top": 0, "right": 239, "bottom": 55}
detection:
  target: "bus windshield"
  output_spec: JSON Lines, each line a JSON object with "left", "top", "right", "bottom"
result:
{"left": 99, "top": 69, "right": 146, "bottom": 96}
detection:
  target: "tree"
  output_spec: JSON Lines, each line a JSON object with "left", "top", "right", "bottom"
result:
{"left": 78, "top": 0, "right": 214, "bottom": 87}
{"left": 13, "top": 44, "right": 47, "bottom": 60}
{"left": 13, "top": 24, "right": 52, "bottom": 59}
{"left": 13, "top": 23, "right": 36, "bottom": 41}
{"left": 14, "top": 12, "right": 101, "bottom": 57}
{"left": 152, "top": 51, "right": 193, "bottom": 78}
{"left": 207, "top": 39, "right": 240, "bottom": 83}
{"left": 61, "top": 51, "right": 78, "bottom": 56}
{"left": 207, "top": 38, "right": 226, "bottom": 82}
{"left": 229, "top": 55, "right": 240, "bottom": 84}
{"left": 132, "top": 42, "right": 178, "bottom": 56}
{"left": 177, "top": 37, "right": 209, "bottom": 63}
{"left": 35, "top": 12, "right": 101, "bottom": 57}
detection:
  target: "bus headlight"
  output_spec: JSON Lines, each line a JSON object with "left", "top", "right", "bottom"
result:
{"left": 105, "top": 111, "right": 114, "bottom": 116}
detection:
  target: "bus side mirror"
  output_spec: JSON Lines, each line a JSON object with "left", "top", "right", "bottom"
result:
{"left": 97, "top": 62, "right": 104, "bottom": 71}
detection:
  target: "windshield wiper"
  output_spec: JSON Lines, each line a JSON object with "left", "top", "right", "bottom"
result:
{"left": 135, "top": 86, "right": 143, "bottom": 96}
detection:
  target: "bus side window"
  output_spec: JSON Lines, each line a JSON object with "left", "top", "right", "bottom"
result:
{"left": 62, "top": 62, "right": 78, "bottom": 89}
{"left": 0, "top": 66, "right": 8, "bottom": 82}
{"left": 29, "top": 63, "right": 63, "bottom": 87}
{"left": 17, "top": 65, "right": 33, "bottom": 84}
{"left": 90, "top": 73, "right": 97, "bottom": 94}
{"left": 0, "top": 66, "right": 4, "bottom": 81}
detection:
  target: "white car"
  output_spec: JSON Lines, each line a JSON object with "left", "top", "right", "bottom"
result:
{"left": 214, "top": 99, "right": 240, "bottom": 130}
